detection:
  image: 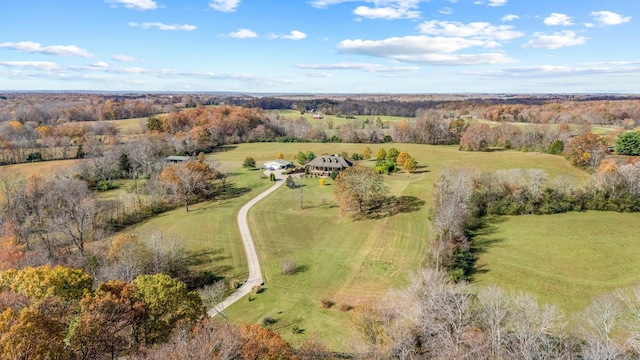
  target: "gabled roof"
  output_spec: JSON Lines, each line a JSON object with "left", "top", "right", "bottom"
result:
{"left": 306, "top": 155, "right": 353, "bottom": 169}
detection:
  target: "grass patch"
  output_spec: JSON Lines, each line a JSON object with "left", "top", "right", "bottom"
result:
{"left": 474, "top": 211, "right": 640, "bottom": 312}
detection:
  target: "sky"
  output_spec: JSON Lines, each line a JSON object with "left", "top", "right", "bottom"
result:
{"left": 1, "top": 0, "right": 639, "bottom": 93}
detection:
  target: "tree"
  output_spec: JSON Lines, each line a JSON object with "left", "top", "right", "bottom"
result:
{"left": 615, "top": 131, "right": 640, "bottom": 155}
{"left": 396, "top": 150, "right": 410, "bottom": 167}
{"left": 131, "top": 274, "right": 205, "bottom": 345}
{"left": 295, "top": 151, "right": 308, "bottom": 165}
{"left": 160, "top": 160, "right": 214, "bottom": 212}
{"left": 276, "top": 152, "right": 284, "bottom": 159}
{"left": 386, "top": 147, "right": 399, "bottom": 163}
{"left": 334, "top": 166, "right": 388, "bottom": 214}
{"left": 66, "top": 280, "right": 144, "bottom": 359}
{"left": 375, "top": 148, "right": 387, "bottom": 161}
{"left": 305, "top": 150, "right": 316, "bottom": 161}
{"left": 565, "top": 133, "right": 607, "bottom": 169}
{"left": 285, "top": 175, "right": 296, "bottom": 189}
{"left": 404, "top": 156, "right": 418, "bottom": 173}
{"left": 242, "top": 156, "right": 256, "bottom": 169}
{"left": 362, "top": 146, "right": 372, "bottom": 160}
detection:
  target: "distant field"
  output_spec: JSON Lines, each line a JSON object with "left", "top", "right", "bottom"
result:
{"left": 474, "top": 212, "right": 640, "bottom": 312}
{"left": 477, "top": 118, "right": 618, "bottom": 135}
{"left": 277, "top": 109, "right": 412, "bottom": 130}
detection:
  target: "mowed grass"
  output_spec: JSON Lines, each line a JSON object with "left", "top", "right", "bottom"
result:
{"left": 474, "top": 212, "right": 640, "bottom": 312}
{"left": 217, "top": 143, "right": 589, "bottom": 350}
{"left": 127, "top": 166, "right": 273, "bottom": 282}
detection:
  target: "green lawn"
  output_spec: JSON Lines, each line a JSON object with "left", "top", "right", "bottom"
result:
{"left": 212, "top": 143, "right": 589, "bottom": 350}
{"left": 474, "top": 212, "right": 640, "bottom": 312}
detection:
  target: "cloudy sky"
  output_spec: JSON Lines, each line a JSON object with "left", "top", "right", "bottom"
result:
{"left": 1, "top": 0, "right": 638, "bottom": 93}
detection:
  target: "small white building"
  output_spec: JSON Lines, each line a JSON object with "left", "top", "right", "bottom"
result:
{"left": 262, "top": 159, "right": 294, "bottom": 170}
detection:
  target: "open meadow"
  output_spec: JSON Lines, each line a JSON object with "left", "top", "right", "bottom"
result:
{"left": 206, "top": 143, "right": 589, "bottom": 349}
{"left": 474, "top": 211, "right": 640, "bottom": 312}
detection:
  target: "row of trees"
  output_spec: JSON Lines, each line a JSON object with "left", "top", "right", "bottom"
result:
{"left": 351, "top": 268, "right": 640, "bottom": 359}
{"left": 431, "top": 162, "right": 640, "bottom": 281}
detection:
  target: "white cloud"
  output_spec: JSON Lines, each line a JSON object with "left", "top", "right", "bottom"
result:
{"left": 590, "top": 11, "right": 631, "bottom": 26}
{"left": 418, "top": 20, "right": 523, "bottom": 41}
{"left": 477, "top": 61, "right": 640, "bottom": 78}
{"left": 523, "top": 30, "right": 587, "bottom": 49}
{"left": 112, "top": 54, "right": 136, "bottom": 62}
{"left": 544, "top": 13, "right": 573, "bottom": 26}
{"left": 209, "top": 0, "right": 241, "bottom": 12}
{"left": 91, "top": 61, "right": 109, "bottom": 68}
{"left": 295, "top": 62, "right": 419, "bottom": 72}
{"left": 353, "top": 5, "right": 420, "bottom": 19}
{"left": 310, "top": 0, "right": 422, "bottom": 19}
{"left": 336, "top": 35, "right": 515, "bottom": 64}
{"left": 488, "top": 0, "right": 506, "bottom": 7}
{"left": 228, "top": 28, "right": 257, "bottom": 39}
{"left": 128, "top": 22, "right": 196, "bottom": 31}
{"left": 0, "top": 41, "right": 93, "bottom": 58}
{"left": 106, "top": 0, "right": 157, "bottom": 10}
{"left": 502, "top": 14, "right": 519, "bottom": 22}
{"left": 0, "top": 61, "right": 60, "bottom": 71}
{"left": 281, "top": 30, "right": 307, "bottom": 40}
{"left": 439, "top": 7, "right": 452, "bottom": 15}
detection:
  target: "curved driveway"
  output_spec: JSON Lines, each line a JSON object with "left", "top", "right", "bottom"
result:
{"left": 208, "top": 171, "right": 285, "bottom": 317}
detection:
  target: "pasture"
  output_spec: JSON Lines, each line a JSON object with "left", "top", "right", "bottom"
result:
{"left": 474, "top": 211, "right": 640, "bottom": 312}
{"left": 209, "top": 143, "right": 589, "bottom": 349}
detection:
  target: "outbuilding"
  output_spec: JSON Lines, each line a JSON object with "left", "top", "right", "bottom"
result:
{"left": 262, "top": 159, "right": 294, "bottom": 170}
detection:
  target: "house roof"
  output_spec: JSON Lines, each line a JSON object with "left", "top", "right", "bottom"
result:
{"left": 306, "top": 155, "right": 353, "bottom": 169}
{"left": 263, "top": 159, "right": 293, "bottom": 166}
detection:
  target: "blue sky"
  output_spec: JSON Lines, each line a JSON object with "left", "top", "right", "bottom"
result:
{"left": 1, "top": 0, "right": 638, "bottom": 93}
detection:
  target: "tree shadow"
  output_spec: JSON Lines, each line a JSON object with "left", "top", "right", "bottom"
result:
{"left": 464, "top": 215, "right": 506, "bottom": 281}
{"left": 216, "top": 184, "right": 252, "bottom": 201}
{"left": 353, "top": 195, "right": 426, "bottom": 220}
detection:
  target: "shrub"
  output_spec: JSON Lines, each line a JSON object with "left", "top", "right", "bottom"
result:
{"left": 252, "top": 285, "right": 263, "bottom": 294}
{"left": 319, "top": 178, "right": 326, "bottom": 186}
{"left": 242, "top": 156, "right": 256, "bottom": 169}
{"left": 281, "top": 258, "right": 297, "bottom": 275}
{"left": 229, "top": 279, "right": 241, "bottom": 290}
{"left": 320, "top": 298, "right": 334, "bottom": 309}
{"left": 339, "top": 303, "right": 353, "bottom": 312}
{"left": 270, "top": 173, "right": 276, "bottom": 181}
{"left": 260, "top": 317, "right": 277, "bottom": 326}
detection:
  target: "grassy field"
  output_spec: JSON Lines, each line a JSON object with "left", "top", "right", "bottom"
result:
{"left": 277, "top": 109, "right": 412, "bottom": 130}
{"left": 6, "top": 141, "right": 630, "bottom": 351}
{"left": 474, "top": 212, "right": 640, "bottom": 312}
{"left": 126, "top": 166, "right": 273, "bottom": 283}
{"left": 211, "top": 143, "right": 589, "bottom": 350}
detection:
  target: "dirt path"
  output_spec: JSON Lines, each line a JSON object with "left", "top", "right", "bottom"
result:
{"left": 208, "top": 171, "right": 286, "bottom": 317}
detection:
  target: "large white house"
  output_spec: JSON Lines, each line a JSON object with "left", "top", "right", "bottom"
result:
{"left": 262, "top": 159, "right": 294, "bottom": 170}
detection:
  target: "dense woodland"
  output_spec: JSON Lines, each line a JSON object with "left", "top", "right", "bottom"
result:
{"left": 2, "top": 92, "right": 640, "bottom": 358}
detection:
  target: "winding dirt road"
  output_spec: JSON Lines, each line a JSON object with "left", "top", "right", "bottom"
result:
{"left": 208, "top": 171, "right": 285, "bottom": 317}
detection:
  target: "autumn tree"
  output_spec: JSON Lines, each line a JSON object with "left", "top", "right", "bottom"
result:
{"left": 396, "top": 150, "right": 410, "bottom": 167}
{"left": 160, "top": 159, "right": 215, "bottom": 211}
{"left": 362, "top": 146, "right": 372, "bottom": 160}
{"left": 375, "top": 148, "right": 387, "bottom": 161}
{"left": 334, "top": 166, "right": 388, "bottom": 214}
{"left": 404, "top": 156, "right": 418, "bottom": 173}
{"left": 65, "top": 280, "right": 144, "bottom": 359}
{"left": 276, "top": 152, "right": 284, "bottom": 159}
{"left": 565, "top": 133, "right": 607, "bottom": 169}
{"left": 131, "top": 274, "right": 206, "bottom": 345}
